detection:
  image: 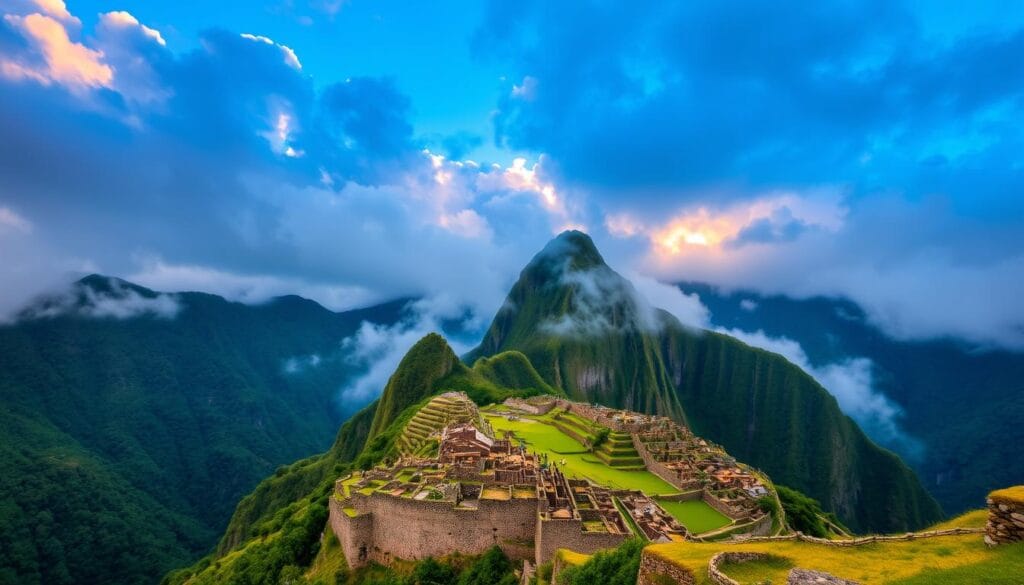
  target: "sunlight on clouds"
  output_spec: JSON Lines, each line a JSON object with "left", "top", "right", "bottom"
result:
{"left": 100, "top": 11, "right": 166, "bottom": 46}
{"left": 240, "top": 33, "right": 302, "bottom": 69}
{"left": 2, "top": 13, "right": 112, "bottom": 91}
{"left": 495, "top": 157, "right": 565, "bottom": 214}
{"left": 31, "top": 0, "right": 75, "bottom": 23}
{"left": 610, "top": 190, "right": 850, "bottom": 257}
{"left": 262, "top": 108, "right": 304, "bottom": 157}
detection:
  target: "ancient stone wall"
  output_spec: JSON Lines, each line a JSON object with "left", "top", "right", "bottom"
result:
{"left": 535, "top": 517, "right": 629, "bottom": 565}
{"left": 635, "top": 551, "right": 696, "bottom": 585}
{"left": 986, "top": 487, "right": 1024, "bottom": 546}
{"left": 707, "top": 552, "right": 769, "bottom": 585}
{"left": 330, "top": 491, "right": 538, "bottom": 567}
{"left": 329, "top": 497, "right": 375, "bottom": 568}
{"left": 631, "top": 433, "right": 686, "bottom": 490}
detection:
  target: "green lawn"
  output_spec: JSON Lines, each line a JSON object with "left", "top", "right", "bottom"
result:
{"left": 484, "top": 413, "right": 678, "bottom": 495}
{"left": 656, "top": 499, "right": 732, "bottom": 534}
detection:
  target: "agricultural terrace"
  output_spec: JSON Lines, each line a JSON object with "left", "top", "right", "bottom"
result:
{"left": 482, "top": 407, "right": 677, "bottom": 495}
{"left": 655, "top": 499, "right": 732, "bottom": 534}
{"left": 644, "top": 512, "right": 1024, "bottom": 584}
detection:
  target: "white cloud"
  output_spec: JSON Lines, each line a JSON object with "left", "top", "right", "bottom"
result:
{"left": 240, "top": 33, "right": 302, "bottom": 69}
{"left": 0, "top": 206, "right": 33, "bottom": 234}
{"left": 126, "top": 258, "right": 382, "bottom": 312}
{"left": 629, "top": 272, "right": 709, "bottom": 329}
{"left": 740, "top": 298, "right": 758, "bottom": 311}
{"left": 511, "top": 75, "right": 538, "bottom": 100}
{"left": 21, "top": 277, "right": 182, "bottom": 320}
{"left": 337, "top": 296, "right": 475, "bottom": 406}
{"left": 283, "top": 353, "right": 321, "bottom": 374}
{"left": 99, "top": 11, "right": 165, "bottom": 46}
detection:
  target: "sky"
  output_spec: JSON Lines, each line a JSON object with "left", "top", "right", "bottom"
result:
{"left": 1, "top": 0, "right": 1023, "bottom": 362}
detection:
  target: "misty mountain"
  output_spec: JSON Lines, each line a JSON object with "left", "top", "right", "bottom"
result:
{"left": 0, "top": 276, "right": 407, "bottom": 585}
{"left": 681, "top": 282, "right": 1024, "bottom": 515}
{"left": 467, "top": 231, "right": 942, "bottom": 533}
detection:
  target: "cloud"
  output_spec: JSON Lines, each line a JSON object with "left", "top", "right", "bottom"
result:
{"left": 240, "top": 33, "right": 301, "bottom": 70}
{"left": 2, "top": 12, "right": 112, "bottom": 91}
{"left": 628, "top": 273, "right": 709, "bottom": 329}
{"left": 475, "top": 0, "right": 1024, "bottom": 350}
{"left": 717, "top": 326, "right": 919, "bottom": 452}
{"left": 0, "top": 205, "right": 32, "bottom": 234}
{"left": 0, "top": 0, "right": 1021, "bottom": 356}
{"left": 20, "top": 277, "right": 182, "bottom": 320}
{"left": 100, "top": 11, "right": 165, "bottom": 46}
{"left": 529, "top": 235, "right": 709, "bottom": 337}
{"left": 739, "top": 299, "right": 758, "bottom": 311}
{"left": 337, "top": 296, "right": 477, "bottom": 407}
{"left": 283, "top": 353, "right": 321, "bottom": 374}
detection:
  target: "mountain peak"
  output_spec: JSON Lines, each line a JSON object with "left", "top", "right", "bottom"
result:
{"left": 366, "top": 333, "right": 463, "bottom": 440}
{"left": 530, "top": 230, "right": 607, "bottom": 274}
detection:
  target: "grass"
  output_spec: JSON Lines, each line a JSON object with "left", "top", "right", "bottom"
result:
{"left": 483, "top": 413, "right": 677, "bottom": 495}
{"left": 719, "top": 554, "right": 794, "bottom": 583}
{"left": 656, "top": 499, "right": 732, "bottom": 534}
{"left": 647, "top": 511, "right": 1024, "bottom": 584}
{"left": 304, "top": 529, "right": 346, "bottom": 585}
{"left": 989, "top": 485, "right": 1024, "bottom": 504}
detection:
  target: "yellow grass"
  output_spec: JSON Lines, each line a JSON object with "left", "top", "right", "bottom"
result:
{"left": 555, "top": 549, "right": 590, "bottom": 567}
{"left": 647, "top": 528, "right": 1024, "bottom": 584}
{"left": 989, "top": 485, "right": 1024, "bottom": 504}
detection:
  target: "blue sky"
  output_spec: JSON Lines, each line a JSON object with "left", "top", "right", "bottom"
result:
{"left": 1, "top": 0, "right": 1023, "bottom": 357}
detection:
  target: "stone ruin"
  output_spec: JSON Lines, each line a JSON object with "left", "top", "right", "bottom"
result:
{"left": 985, "top": 486, "right": 1024, "bottom": 546}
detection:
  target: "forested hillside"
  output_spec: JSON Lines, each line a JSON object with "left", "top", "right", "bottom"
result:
{"left": 682, "top": 282, "right": 1024, "bottom": 515}
{"left": 0, "top": 276, "right": 406, "bottom": 585}
{"left": 164, "top": 333, "right": 551, "bottom": 585}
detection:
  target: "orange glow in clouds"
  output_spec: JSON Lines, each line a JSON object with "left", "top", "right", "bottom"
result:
{"left": 653, "top": 208, "right": 735, "bottom": 254}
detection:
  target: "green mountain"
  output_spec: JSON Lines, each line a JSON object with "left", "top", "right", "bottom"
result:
{"left": 466, "top": 231, "right": 942, "bottom": 533}
{"left": 679, "top": 281, "right": 1024, "bottom": 516}
{"left": 164, "top": 333, "right": 551, "bottom": 585}
{"left": 0, "top": 276, "right": 406, "bottom": 585}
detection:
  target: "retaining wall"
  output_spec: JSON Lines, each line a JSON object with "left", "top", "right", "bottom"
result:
{"left": 535, "top": 517, "right": 629, "bottom": 565}
{"left": 330, "top": 490, "right": 538, "bottom": 567}
{"left": 636, "top": 551, "right": 696, "bottom": 585}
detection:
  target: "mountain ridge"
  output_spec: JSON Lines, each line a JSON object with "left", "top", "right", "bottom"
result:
{"left": 0, "top": 275, "right": 409, "bottom": 585}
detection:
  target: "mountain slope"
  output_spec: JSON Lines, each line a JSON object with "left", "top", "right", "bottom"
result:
{"left": 467, "top": 231, "right": 942, "bottom": 533}
{"left": 165, "top": 334, "right": 553, "bottom": 584}
{"left": 681, "top": 282, "right": 1024, "bottom": 515}
{"left": 0, "top": 276, "right": 406, "bottom": 585}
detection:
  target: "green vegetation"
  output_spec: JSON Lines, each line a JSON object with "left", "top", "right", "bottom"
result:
{"left": 776, "top": 485, "right": 848, "bottom": 538}
{"left": 367, "top": 334, "right": 462, "bottom": 440}
{"left": 655, "top": 499, "right": 732, "bottom": 534}
{"left": 683, "top": 280, "right": 1024, "bottom": 517}
{"left": 484, "top": 412, "right": 677, "bottom": 494}
{"left": 466, "top": 230, "right": 942, "bottom": 534}
{"left": 556, "top": 538, "right": 644, "bottom": 585}
{"left": 165, "top": 333, "right": 552, "bottom": 584}
{"left": 0, "top": 275, "right": 407, "bottom": 585}
{"left": 470, "top": 351, "right": 558, "bottom": 397}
